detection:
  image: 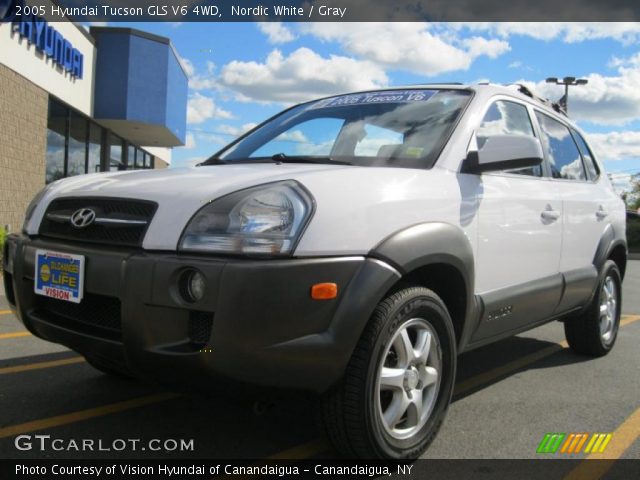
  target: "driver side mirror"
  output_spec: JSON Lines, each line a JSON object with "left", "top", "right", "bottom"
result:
{"left": 463, "top": 135, "right": 544, "bottom": 174}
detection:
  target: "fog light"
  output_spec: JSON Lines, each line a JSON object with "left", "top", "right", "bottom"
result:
{"left": 180, "top": 269, "right": 206, "bottom": 303}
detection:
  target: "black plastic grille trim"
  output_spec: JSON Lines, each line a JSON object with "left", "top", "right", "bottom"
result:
{"left": 39, "top": 197, "right": 157, "bottom": 247}
{"left": 188, "top": 311, "right": 213, "bottom": 346}
{"left": 34, "top": 292, "right": 122, "bottom": 341}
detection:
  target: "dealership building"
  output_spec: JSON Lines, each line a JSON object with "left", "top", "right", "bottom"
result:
{"left": 0, "top": 9, "right": 188, "bottom": 233}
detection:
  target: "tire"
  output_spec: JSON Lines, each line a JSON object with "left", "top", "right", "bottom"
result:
{"left": 564, "top": 260, "right": 622, "bottom": 357}
{"left": 85, "top": 355, "right": 134, "bottom": 379}
{"left": 320, "top": 286, "right": 457, "bottom": 459}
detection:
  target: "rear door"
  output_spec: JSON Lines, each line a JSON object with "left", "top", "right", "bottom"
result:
{"left": 534, "top": 112, "right": 611, "bottom": 312}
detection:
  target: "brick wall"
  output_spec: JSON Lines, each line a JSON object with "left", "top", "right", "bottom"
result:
{"left": 0, "top": 63, "right": 48, "bottom": 234}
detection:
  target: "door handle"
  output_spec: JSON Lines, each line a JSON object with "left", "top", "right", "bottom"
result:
{"left": 541, "top": 206, "right": 560, "bottom": 222}
{"left": 596, "top": 206, "right": 608, "bottom": 220}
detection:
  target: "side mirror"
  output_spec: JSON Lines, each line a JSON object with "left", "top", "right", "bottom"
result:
{"left": 463, "top": 135, "right": 544, "bottom": 174}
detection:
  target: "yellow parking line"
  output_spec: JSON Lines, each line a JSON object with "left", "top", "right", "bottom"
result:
{"left": 620, "top": 314, "right": 640, "bottom": 327}
{"left": 0, "top": 356, "right": 85, "bottom": 375}
{"left": 0, "top": 331, "right": 31, "bottom": 340}
{"left": 0, "top": 392, "right": 180, "bottom": 439}
{"left": 0, "top": 310, "right": 14, "bottom": 315}
{"left": 563, "top": 406, "right": 640, "bottom": 480}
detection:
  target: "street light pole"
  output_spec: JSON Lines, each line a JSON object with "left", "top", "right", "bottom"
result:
{"left": 545, "top": 76, "right": 588, "bottom": 113}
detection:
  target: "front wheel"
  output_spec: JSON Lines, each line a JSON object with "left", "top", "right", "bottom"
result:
{"left": 564, "top": 260, "right": 622, "bottom": 357}
{"left": 320, "top": 287, "right": 456, "bottom": 459}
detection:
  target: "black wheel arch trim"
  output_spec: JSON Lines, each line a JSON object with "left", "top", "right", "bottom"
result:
{"left": 369, "top": 222, "right": 479, "bottom": 352}
{"left": 593, "top": 223, "right": 627, "bottom": 281}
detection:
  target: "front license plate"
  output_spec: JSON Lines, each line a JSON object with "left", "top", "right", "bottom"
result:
{"left": 34, "top": 250, "right": 85, "bottom": 303}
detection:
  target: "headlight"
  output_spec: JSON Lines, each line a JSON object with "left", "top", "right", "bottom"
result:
{"left": 22, "top": 184, "right": 52, "bottom": 233}
{"left": 179, "top": 181, "right": 314, "bottom": 255}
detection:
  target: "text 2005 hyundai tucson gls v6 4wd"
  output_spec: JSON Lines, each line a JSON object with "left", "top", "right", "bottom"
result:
{"left": 4, "top": 84, "right": 627, "bottom": 459}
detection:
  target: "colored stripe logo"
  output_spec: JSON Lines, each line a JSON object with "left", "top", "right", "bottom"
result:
{"left": 537, "top": 433, "right": 612, "bottom": 454}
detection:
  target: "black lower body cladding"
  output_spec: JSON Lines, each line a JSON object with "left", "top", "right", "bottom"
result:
{"left": 4, "top": 234, "right": 400, "bottom": 393}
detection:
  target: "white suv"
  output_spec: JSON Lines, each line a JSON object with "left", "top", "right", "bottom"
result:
{"left": 4, "top": 84, "right": 627, "bottom": 459}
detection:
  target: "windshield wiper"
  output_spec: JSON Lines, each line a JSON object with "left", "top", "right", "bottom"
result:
{"left": 270, "top": 153, "right": 352, "bottom": 165}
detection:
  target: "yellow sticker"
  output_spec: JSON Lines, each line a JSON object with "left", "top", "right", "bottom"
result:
{"left": 40, "top": 264, "right": 51, "bottom": 283}
{"left": 404, "top": 147, "right": 424, "bottom": 158}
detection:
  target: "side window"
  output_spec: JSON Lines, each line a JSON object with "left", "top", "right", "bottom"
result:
{"left": 571, "top": 130, "right": 600, "bottom": 180}
{"left": 476, "top": 100, "right": 541, "bottom": 176}
{"left": 535, "top": 113, "right": 586, "bottom": 181}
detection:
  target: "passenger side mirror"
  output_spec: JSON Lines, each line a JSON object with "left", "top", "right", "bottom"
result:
{"left": 463, "top": 135, "right": 543, "bottom": 174}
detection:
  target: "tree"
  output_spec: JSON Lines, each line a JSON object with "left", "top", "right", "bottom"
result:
{"left": 628, "top": 173, "right": 640, "bottom": 212}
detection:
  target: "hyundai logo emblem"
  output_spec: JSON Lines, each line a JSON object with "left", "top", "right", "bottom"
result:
{"left": 70, "top": 208, "right": 96, "bottom": 228}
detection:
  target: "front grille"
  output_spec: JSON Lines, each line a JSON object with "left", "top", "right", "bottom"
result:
{"left": 188, "top": 311, "right": 213, "bottom": 346}
{"left": 35, "top": 293, "right": 122, "bottom": 341}
{"left": 39, "top": 197, "right": 157, "bottom": 247}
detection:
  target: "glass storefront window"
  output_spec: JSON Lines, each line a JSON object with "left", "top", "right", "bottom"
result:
{"left": 88, "top": 123, "right": 102, "bottom": 174}
{"left": 45, "top": 99, "right": 156, "bottom": 182}
{"left": 67, "top": 112, "right": 87, "bottom": 177}
{"left": 109, "top": 134, "right": 124, "bottom": 171}
{"left": 127, "top": 145, "right": 136, "bottom": 169}
{"left": 45, "top": 100, "right": 67, "bottom": 184}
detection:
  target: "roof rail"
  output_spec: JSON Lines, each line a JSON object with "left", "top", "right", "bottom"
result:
{"left": 507, "top": 83, "right": 568, "bottom": 117}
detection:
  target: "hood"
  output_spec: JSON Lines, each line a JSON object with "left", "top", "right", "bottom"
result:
{"left": 27, "top": 163, "right": 352, "bottom": 249}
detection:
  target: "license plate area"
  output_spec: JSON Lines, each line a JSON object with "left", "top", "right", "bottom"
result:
{"left": 34, "top": 250, "right": 85, "bottom": 303}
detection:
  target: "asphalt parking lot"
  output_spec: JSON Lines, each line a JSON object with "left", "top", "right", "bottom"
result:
{"left": 0, "top": 262, "right": 638, "bottom": 466}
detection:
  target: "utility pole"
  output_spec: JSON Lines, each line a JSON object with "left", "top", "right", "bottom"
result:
{"left": 545, "top": 77, "right": 588, "bottom": 113}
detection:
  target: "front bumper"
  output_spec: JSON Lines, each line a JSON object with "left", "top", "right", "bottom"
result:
{"left": 3, "top": 234, "right": 399, "bottom": 393}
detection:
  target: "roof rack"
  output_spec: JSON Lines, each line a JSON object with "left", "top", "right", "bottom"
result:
{"left": 507, "top": 83, "right": 568, "bottom": 117}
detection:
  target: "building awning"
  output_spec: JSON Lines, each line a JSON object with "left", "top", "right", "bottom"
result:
{"left": 91, "top": 27, "right": 187, "bottom": 147}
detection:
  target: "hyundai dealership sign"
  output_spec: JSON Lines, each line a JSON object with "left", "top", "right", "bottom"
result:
{"left": 11, "top": 14, "right": 83, "bottom": 78}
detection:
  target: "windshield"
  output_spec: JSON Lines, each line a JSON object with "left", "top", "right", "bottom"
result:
{"left": 211, "top": 89, "right": 472, "bottom": 168}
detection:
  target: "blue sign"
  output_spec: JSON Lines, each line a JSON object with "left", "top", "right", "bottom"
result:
{"left": 12, "top": 14, "right": 84, "bottom": 79}
{"left": 34, "top": 250, "right": 85, "bottom": 303}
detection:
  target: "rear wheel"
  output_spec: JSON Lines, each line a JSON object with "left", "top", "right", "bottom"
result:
{"left": 564, "top": 260, "right": 622, "bottom": 357}
{"left": 320, "top": 286, "right": 456, "bottom": 459}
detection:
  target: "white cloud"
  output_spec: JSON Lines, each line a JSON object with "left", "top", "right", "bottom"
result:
{"left": 180, "top": 59, "right": 218, "bottom": 90}
{"left": 182, "top": 133, "right": 196, "bottom": 149}
{"left": 257, "top": 22, "right": 295, "bottom": 44}
{"left": 454, "top": 23, "right": 640, "bottom": 45}
{"left": 508, "top": 61, "right": 523, "bottom": 69}
{"left": 300, "top": 23, "right": 509, "bottom": 76}
{"left": 178, "top": 55, "right": 195, "bottom": 77}
{"left": 217, "top": 123, "right": 258, "bottom": 137}
{"left": 275, "top": 130, "right": 308, "bottom": 143}
{"left": 219, "top": 47, "right": 388, "bottom": 103}
{"left": 587, "top": 131, "right": 640, "bottom": 162}
{"left": 187, "top": 93, "right": 233, "bottom": 124}
{"left": 521, "top": 58, "right": 640, "bottom": 126}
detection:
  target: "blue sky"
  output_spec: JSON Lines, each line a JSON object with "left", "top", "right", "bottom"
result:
{"left": 116, "top": 22, "right": 640, "bottom": 191}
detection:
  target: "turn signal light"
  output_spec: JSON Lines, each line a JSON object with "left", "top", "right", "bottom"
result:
{"left": 311, "top": 283, "right": 338, "bottom": 300}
